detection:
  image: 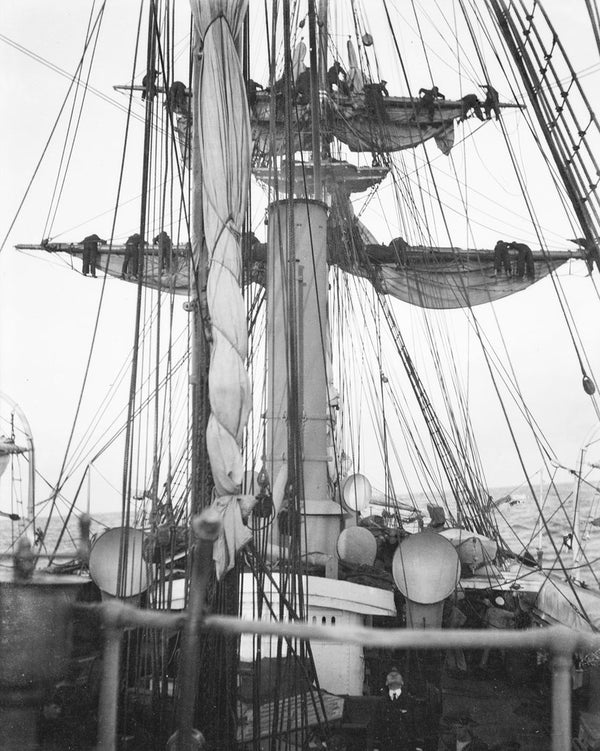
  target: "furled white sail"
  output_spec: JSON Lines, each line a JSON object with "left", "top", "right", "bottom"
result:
{"left": 292, "top": 41, "right": 308, "bottom": 80}
{"left": 190, "top": 0, "right": 252, "bottom": 499}
{"left": 346, "top": 39, "right": 364, "bottom": 93}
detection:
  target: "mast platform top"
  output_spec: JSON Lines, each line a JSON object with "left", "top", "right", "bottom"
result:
{"left": 253, "top": 159, "right": 389, "bottom": 197}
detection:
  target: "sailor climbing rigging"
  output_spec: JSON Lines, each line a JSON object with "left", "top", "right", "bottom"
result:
{"left": 327, "top": 60, "right": 350, "bottom": 96}
{"left": 141, "top": 68, "right": 158, "bottom": 101}
{"left": 167, "top": 81, "right": 187, "bottom": 114}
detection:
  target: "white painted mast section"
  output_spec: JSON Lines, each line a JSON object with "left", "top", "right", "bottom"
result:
{"left": 267, "top": 201, "right": 340, "bottom": 558}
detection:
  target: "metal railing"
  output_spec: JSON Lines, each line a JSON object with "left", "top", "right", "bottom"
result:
{"left": 94, "top": 512, "right": 600, "bottom": 751}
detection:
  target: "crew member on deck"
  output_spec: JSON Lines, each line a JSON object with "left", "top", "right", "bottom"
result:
{"left": 441, "top": 713, "right": 489, "bottom": 750}
{"left": 122, "top": 233, "right": 143, "bottom": 279}
{"left": 417, "top": 85, "right": 445, "bottom": 120}
{"left": 482, "top": 84, "right": 500, "bottom": 120}
{"left": 478, "top": 596, "right": 515, "bottom": 671}
{"left": 81, "top": 234, "right": 106, "bottom": 277}
{"left": 373, "top": 667, "right": 418, "bottom": 751}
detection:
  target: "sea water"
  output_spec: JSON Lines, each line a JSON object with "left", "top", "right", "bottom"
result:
{"left": 493, "top": 481, "right": 600, "bottom": 587}
{"left": 0, "top": 510, "right": 123, "bottom": 563}
{"left": 0, "top": 483, "right": 598, "bottom": 585}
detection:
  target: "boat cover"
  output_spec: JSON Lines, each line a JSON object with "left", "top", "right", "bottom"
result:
{"left": 536, "top": 576, "right": 600, "bottom": 631}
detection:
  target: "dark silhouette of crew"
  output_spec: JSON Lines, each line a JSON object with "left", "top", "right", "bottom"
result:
{"left": 440, "top": 713, "right": 489, "bottom": 750}
{"left": 153, "top": 231, "right": 172, "bottom": 272}
{"left": 122, "top": 233, "right": 143, "bottom": 279}
{"left": 482, "top": 84, "right": 500, "bottom": 120}
{"left": 142, "top": 69, "right": 158, "bottom": 101}
{"left": 569, "top": 236, "right": 600, "bottom": 273}
{"left": 327, "top": 61, "right": 350, "bottom": 96}
{"left": 389, "top": 236, "right": 409, "bottom": 266}
{"left": 364, "top": 80, "right": 390, "bottom": 123}
{"left": 167, "top": 81, "right": 187, "bottom": 114}
{"left": 417, "top": 85, "right": 445, "bottom": 120}
{"left": 81, "top": 234, "right": 106, "bottom": 277}
{"left": 460, "top": 93, "right": 484, "bottom": 121}
{"left": 508, "top": 241, "right": 535, "bottom": 280}
{"left": 493, "top": 240, "right": 511, "bottom": 276}
{"left": 295, "top": 68, "right": 311, "bottom": 104}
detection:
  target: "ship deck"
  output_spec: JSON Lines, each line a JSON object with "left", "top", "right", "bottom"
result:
{"left": 440, "top": 658, "right": 552, "bottom": 749}
{"left": 37, "top": 647, "right": 558, "bottom": 750}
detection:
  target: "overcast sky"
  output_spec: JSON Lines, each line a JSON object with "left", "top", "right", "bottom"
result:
{"left": 1, "top": 1, "right": 600, "bottom": 517}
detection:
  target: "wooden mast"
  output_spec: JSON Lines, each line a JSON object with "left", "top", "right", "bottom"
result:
{"left": 173, "top": 24, "right": 211, "bottom": 751}
{"left": 266, "top": 0, "right": 340, "bottom": 562}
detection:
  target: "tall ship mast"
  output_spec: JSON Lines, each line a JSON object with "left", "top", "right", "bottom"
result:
{"left": 3, "top": 2, "right": 600, "bottom": 750}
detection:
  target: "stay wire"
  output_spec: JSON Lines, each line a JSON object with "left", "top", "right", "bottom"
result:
{"left": 46, "top": 0, "right": 148, "bottom": 562}
{"left": 42, "top": 0, "right": 104, "bottom": 242}
{"left": 456, "top": 0, "right": 600, "bottom": 423}
{"left": 0, "top": 6, "right": 107, "bottom": 254}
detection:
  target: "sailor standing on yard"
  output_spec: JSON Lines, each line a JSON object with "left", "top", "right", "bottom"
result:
{"left": 493, "top": 240, "right": 511, "bottom": 276}
{"left": 122, "top": 233, "right": 143, "bottom": 279}
{"left": 327, "top": 60, "right": 350, "bottom": 96}
{"left": 417, "top": 85, "right": 445, "bottom": 120}
{"left": 153, "top": 230, "right": 172, "bottom": 272}
{"left": 482, "top": 84, "right": 500, "bottom": 120}
{"left": 81, "top": 234, "right": 106, "bottom": 277}
{"left": 508, "top": 241, "right": 535, "bottom": 280}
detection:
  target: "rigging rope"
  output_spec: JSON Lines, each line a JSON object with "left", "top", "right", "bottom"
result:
{"left": 0, "top": 6, "right": 108, "bottom": 254}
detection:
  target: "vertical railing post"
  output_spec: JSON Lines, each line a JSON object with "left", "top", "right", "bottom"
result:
{"left": 551, "top": 635, "right": 575, "bottom": 751}
{"left": 96, "top": 603, "right": 124, "bottom": 751}
{"left": 173, "top": 509, "right": 221, "bottom": 751}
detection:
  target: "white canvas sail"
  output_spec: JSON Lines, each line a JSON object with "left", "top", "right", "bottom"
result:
{"left": 190, "top": 0, "right": 252, "bottom": 504}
